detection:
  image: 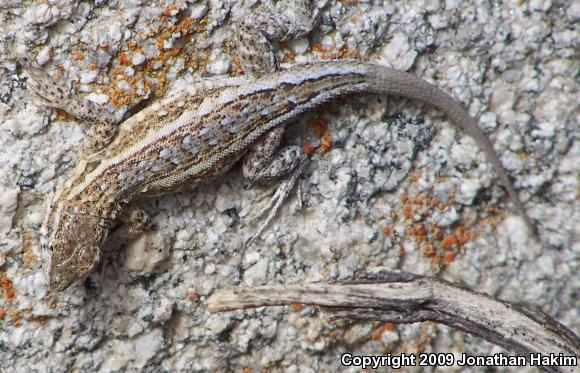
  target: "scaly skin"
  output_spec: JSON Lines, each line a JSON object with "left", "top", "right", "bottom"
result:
{"left": 35, "top": 60, "right": 535, "bottom": 291}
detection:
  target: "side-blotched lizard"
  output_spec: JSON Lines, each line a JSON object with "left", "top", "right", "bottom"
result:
{"left": 27, "top": 2, "right": 535, "bottom": 292}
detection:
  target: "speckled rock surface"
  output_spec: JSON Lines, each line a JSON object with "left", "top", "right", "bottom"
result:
{"left": 0, "top": 1, "right": 578, "bottom": 372}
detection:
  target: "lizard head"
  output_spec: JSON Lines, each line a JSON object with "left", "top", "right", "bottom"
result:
{"left": 41, "top": 202, "right": 106, "bottom": 292}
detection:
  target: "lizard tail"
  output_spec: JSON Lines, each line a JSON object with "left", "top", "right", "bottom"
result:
{"left": 359, "top": 62, "right": 536, "bottom": 237}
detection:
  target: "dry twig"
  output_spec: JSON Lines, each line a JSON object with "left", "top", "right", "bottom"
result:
{"left": 206, "top": 271, "right": 579, "bottom": 373}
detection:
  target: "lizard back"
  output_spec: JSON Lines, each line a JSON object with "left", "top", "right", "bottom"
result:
{"left": 50, "top": 60, "right": 534, "bottom": 233}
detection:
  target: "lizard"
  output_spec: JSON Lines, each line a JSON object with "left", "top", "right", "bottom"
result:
{"left": 27, "top": 1, "right": 536, "bottom": 292}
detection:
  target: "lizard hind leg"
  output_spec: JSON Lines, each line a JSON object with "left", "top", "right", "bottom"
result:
{"left": 243, "top": 127, "right": 308, "bottom": 245}
{"left": 234, "top": 0, "right": 326, "bottom": 242}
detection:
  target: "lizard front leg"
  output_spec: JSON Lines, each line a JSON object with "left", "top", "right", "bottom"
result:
{"left": 98, "top": 207, "right": 168, "bottom": 290}
{"left": 23, "top": 65, "right": 120, "bottom": 159}
{"left": 103, "top": 207, "right": 154, "bottom": 253}
{"left": 234, "top": 0, "right": 327, "bottom": 74}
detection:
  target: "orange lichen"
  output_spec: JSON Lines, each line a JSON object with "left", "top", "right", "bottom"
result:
{"left": 72, "top": 50, "right": 84, "bottom": 60}
{"left": 1, "top": 274, "right": 16, "bottom": 301}
{"left": 402, "top": 205, "right": 413, "bottom": 219}
{"left": 179, "top": 18, "right": 197, "bottom": 35}
{"left": 383, "top": 190, "right": 478, "bottom": 270}
{"left": 411, "top": 223, "right": 429, "bottom": 244}
{"left": 233, "top": 54, "right": 244, "bottom": 76}
{"left": 422, "top": 244, "right": 436, "bottom": 257}
{"left": 9, "top": 309, "right": 20, "bottom": 324}
{"left": 441, "top": 235, "right": 458, "bottom": 250}
{"left": 318, "top": 131, "right": 334, "bottom": 153}
{"left": 99, "top": 7, "right": 206, "bottom": 109}
{"left": 337, "top": 47, "right": 361, "bottom": 60}
{"left": 308, "top": 43, "right": 360, "bottom": 61}
{"left": 308, "top": 117, "right": 328, "bottom": 139}
{"left": 0, "top": 307, "right": 27, "bottom": 327}
{"left": 443, "top": 252, "right": 457, "bottom": 264}
{"left": 408, "top": 171, "right": 423, "bottom": 183}
{"left": 416, "top": 192, "right": 429, "bottom": 204}
{"left": 292, "top": 303, "right": 305, "bottom": 312}
{"left": 186, "top": 292, "right": 199, "bottom": 302}
{"left": 414, "top": 224, "right": 427, "bottom": 236}
{"left": 303, "top": 143, "right": 316, "bottom": 156}
{"left": 384, "top": 322, "right": 396, "bottom": 332}
{"left": 310, "top": 43, "right": 325, "bottom": 54}
{"left": 328, "top": 330, "right": 342, "bottom": 340}
{"left": 156, "top": 35, "right": 165, "bottom": 50}
{"left": 370, "top": 324, "right": 386, "bottom": 340}
{"left": 456, "top": 227, "right": 474, "bottom": 245}
{"left": 282, "top": 53, "right": 296, "bottom": 64}
{"left": 301, "top": 118, "right": 335, "bottom": 154}
{"left": 432, "top": 255, "right": 441, "bottom": 267}
{"left": 118, "top": 52, "right": 130, "bottom": 65}
{"left": 162, "top": 3, "right": 182, "bottom": 17}
{"left": 26, "top": 315, "right": 47, "bottom": 324}
{"left": 432, "top": 227, "right": 444, "bottom": 241}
